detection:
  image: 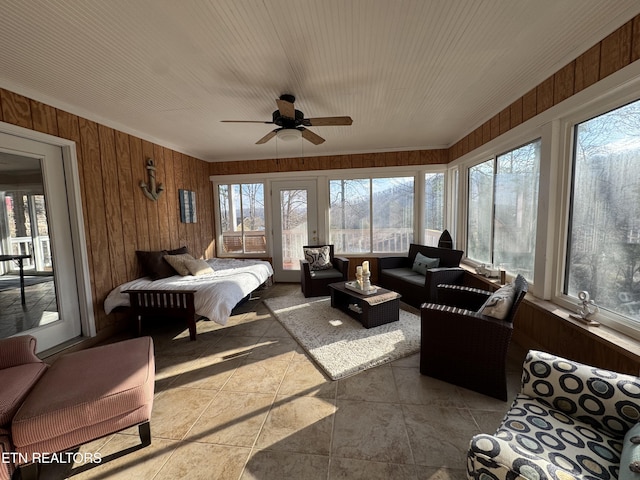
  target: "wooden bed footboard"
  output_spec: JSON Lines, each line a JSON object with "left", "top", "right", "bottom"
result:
{"left": 125, "top": 289, "right": 198, "bottom": 341}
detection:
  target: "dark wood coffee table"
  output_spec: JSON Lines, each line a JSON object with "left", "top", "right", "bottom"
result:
{"left": 328, "top": 282, "right": 401, "bottom": 328}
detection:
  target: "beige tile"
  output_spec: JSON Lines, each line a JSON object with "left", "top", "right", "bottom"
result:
{"left": 457, "top": 386, "right": 512, "bottom": 412}
{"left": 150, "top": 387, "right": 217, "bottom": 440}
{"left": 223, "top": 316, "right": 272, "bottom": 337}
{"left": 185, "top": 391, "right": 274, "bottom": 446}
{"left": 72, "top": 434, "right": 178, "bottom": 480}
{"left": 470, "top": 409, "right": 507, "bottom": 434}
{"left": 336, "top": 366, "right": 399, "bottom": 403}
{"left": 393, "top": 367, "right": 468, "bottom": 407}
{"left": 155, "top": 442, "right": 251, "bottom": 480}
{"left": 205, "top": 335, "right": 262, "bottom": 360}
{"left": 261, "top": 319, "right": 291, "bottom": 338}
{"left": 278, "top": 358, "right": 337, "bottom": 398}
{"left": 241, "top": 449, "right": 329, "bottom": 480}
{"left": 256, "top": 395, "right": 336, "bottom": 454}
{"left": 391, "top": 352, "right": 420, "bottom": 368}
{"left": 246, "top": 336, "right": 299, "bottom": 361}
{"left": 416, "top": 466, "right": 468, "bottom": 480}
{"left": 329, "top": 457, "right": 418, "bottom": 479}
{"left": 402, "top": 404, "right": 479, "bottom": 468}
{"left": 170, "top": 354, "right": 243, "bottom": 390}
{"left": 223, "top": 357, "right": 290, "bottom": 394}
{"left": 332, "top": 399, "right": 413, "bottom": 464}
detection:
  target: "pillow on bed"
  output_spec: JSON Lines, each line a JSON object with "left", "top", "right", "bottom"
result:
{"left": 168, "top": 246, "right": 189, "bottom": 255}
{"left": 184, "top": 258, "right": 214, "bottom": 276}
{"left": 163, "top": 253, "right": 196, "bottom": 276}
{"left": 136, "top": 250, "right": 176, "bottom": 279}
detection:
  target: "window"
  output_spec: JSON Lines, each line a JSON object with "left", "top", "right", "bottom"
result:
{"left": 466, "top": 139, "right": 540, "bottom": 278}
{"left": 217, "top": 183, "right": 266, "bottom": 254}
{"left": 424, "top": 173, "right": 445, "bottom": 246}
{"left": 329, "top": 177, "right": 414, "bottom": 253}
{"left": 566, "top": 99, "right": 640, "bottom": 324}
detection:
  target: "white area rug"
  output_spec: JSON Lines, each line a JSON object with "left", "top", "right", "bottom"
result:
{"left": 264, "top": 292, "right": 421, "bottom": 380}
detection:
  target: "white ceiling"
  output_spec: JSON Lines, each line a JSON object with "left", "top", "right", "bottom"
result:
{"left": 1, "top": 1, "right": 639, "bottom": 163}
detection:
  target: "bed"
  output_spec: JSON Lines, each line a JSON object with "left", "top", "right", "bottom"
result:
{"left": 104, "top": 258, "right": 274, "bottom": 332}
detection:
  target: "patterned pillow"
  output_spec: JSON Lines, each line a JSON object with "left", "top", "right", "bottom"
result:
{"left": 163, "top": 253, "right": 196, "bottom": 276}
{"left": 621, "top": 423, "right": 640, "bottom": 479}
{"left": 184, "top": 257, "right": 214, "bottom": 276}
{"left": 412, "top": 252, "right": 440, "bottom": 275}
{"left": 480, "top": 281, "right": 516, "bottom": 319}
{"left": 304, "top": 246, "right": 333, "bottom": 271}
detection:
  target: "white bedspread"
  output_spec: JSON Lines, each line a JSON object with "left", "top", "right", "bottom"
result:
{"left": 104, "top": 258, "right": 273, "bottom": 325}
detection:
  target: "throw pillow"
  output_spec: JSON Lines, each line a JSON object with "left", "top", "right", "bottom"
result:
{"left": 168, "top": 246, "right": 189, "bottom": 256}
{"left": 480, "top": 282, "right": 516, "bottom": 320}
{"left": 184, "top": 257, "right": 214, "bottom": 276}
{"left": 163, "top": 253, "right": 196, "bottom": 276}
{"left": 136, "top": 250, "right": 176, "bottom": 280}
{"left": 620, "top": 423, "right": 640, "bottom": 480}
{"left": 304, "top": 246, "right": 333, "bottom": 271}
{"left": 412, "top": 252, "right": 440, "bottom": 275}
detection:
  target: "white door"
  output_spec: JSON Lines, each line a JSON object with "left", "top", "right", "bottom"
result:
{"left": 0, "top": 132, "right": 83, "bottom": 351}
{"left": 271, "top": 180, "right": 318, "bottom": 282}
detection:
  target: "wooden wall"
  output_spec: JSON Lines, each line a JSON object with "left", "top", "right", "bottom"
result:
{"left": 0, "top": 88, "right": 215, "bottom": 333}
{"left": 209, "top": 149, "right": 448, "bottom": 176}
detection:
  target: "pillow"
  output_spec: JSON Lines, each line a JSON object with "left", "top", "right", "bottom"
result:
{"left": 168, "top": 246, "right": 189, "bottom": 255}
{"left": 163, "top": 253, "right": 196, "bottom": 276}
{"left": 620, "top": 423, "right": 640, "bottom": 480}
{"left": 412, "top": 252, "right": 440, "bottom": 275}
{"left": 480, "top": 282, "right": 516, "bottom": 320}
{"left": 304, "top": 246, "right": 333, "bottom": 271}
{"left": 184, "top": 257, "right": 214, "bottom": 276}
{"left": 136, "top": 250, "right": 175, "bottom": 280}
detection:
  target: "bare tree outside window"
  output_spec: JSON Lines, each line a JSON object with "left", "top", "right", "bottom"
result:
{"left": 567, "top": 99, "right": 640, "bottom": 323}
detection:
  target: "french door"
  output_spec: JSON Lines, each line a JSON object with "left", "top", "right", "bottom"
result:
{"left": 271, "top": 180, "right": 318, "bottom": 282}
{"left": 0, "top": 132, "right": 82, "bottom": 351}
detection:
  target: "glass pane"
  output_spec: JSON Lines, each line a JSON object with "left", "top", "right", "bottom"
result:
{"left": 329, "top": 179, "right": 370, "bottom": 253}
{"left": 467, "top": 160, "right": 494, "bottom": 264}
{"left": 241, "top": 183, "right": 266, "bottom": 253}
{"left": 493, "top": 140, "right": 540, "bottom": 279}
{"left": 280, "top": 189, "right": 307, "bottom": 270}
{"left": 7, "top": 193, "right": 33, "bottom": 265}
{"left": 567, "top": 99, "right": 640, "bottom": 322}
{"left": 218, "top": 183, "right": 265, "bottom": 254}
{"left": 372, "top": 177, "right": 414, "bottom": 253}
{"left": 424, "top": 173, "right": 445, "bottom": 246}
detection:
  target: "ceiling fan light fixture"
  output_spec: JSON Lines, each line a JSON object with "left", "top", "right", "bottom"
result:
{"left": 276, "top": 128, "right": 302, "bottom": 142}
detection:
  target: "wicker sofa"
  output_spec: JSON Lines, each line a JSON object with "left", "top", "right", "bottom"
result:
{"left": 468, "top": 350, "right": 640, "bottom": 480}
{"left": 376, "top": 244, "right": 464, "bottom": 307}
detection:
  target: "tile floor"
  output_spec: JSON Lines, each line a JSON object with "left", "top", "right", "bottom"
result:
{"left": 0, "top": 275, "right": 57, "bottom": 338}
{"left": 37, "top": 283, "right": 526, "bottom": 480}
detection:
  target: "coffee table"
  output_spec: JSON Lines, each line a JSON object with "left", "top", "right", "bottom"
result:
{"left": 328, "top": 282, "right": 401, "bottom": 328}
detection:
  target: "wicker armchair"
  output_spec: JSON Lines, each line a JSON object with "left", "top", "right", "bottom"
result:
{"left": 420, "top": 274, "right": 528, "bottom": 400}
{"left": 300, "top": 245, "right": 349, "bottom": 297}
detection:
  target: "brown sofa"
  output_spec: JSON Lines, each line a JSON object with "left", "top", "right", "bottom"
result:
{"left": 376, "top": 244, "right": 465, "bottom": 308}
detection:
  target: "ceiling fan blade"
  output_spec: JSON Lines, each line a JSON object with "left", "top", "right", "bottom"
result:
{"left": 276, "top": 98, "right": 296, "bottom": 119}
{"left": 221, "top": 120, "right": 274, "bottom": 124}
{"left": 303, "top": 116, "right": 353, "bottom": 126}
{"left": 300, "top": 127, "right": 325, "bottom": 145}
{"left": 256, "top": 129, "right": 278, "bottom": 144}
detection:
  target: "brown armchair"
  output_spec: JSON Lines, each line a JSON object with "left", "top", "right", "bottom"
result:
{"left": 300, "top": 245, "right": 349, "bottom": 297}
{"left": 420, "top": 274, "right": 528, "bottom": 400}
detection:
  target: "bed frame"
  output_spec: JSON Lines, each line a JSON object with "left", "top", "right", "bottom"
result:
{"left": 125, "top": 289, "right": 197, "bottom": 340}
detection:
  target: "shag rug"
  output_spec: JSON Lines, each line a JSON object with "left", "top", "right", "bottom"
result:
{"left": 264, "top": 291, "right": 421, "bottom": 380}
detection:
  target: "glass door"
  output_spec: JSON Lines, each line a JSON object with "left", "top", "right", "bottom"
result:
{"left": 271, "top": 180, "right": 318, "bottom": 282}
{"left": 0, "top": 133, "right": 82, "bottom": 351}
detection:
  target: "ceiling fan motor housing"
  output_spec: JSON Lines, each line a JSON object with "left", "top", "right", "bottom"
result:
{"left": 272, "top": 109, "right": 304, "bottom": 129}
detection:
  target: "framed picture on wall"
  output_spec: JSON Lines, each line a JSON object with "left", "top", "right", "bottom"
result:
{"left": 179, "top": 189, "right": 197, "bottom": 223}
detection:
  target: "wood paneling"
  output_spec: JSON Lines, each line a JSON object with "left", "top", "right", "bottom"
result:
{"left": 575, "top": 44, "right": 601, "bottom": 92}
{"left": 0, "top": 89, "right": 215, "bottom": 334}
{"left": 600, "top": 21, "right": 633, "bottom": 79}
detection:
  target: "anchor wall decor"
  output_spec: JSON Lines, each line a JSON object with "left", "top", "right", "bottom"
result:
{"left": 140, "top": 158, "right": 164, "bottom": 201}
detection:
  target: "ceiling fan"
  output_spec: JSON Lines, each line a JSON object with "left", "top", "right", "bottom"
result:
{"left": 221, "top": 94, "right": 353, "bottom": 145}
